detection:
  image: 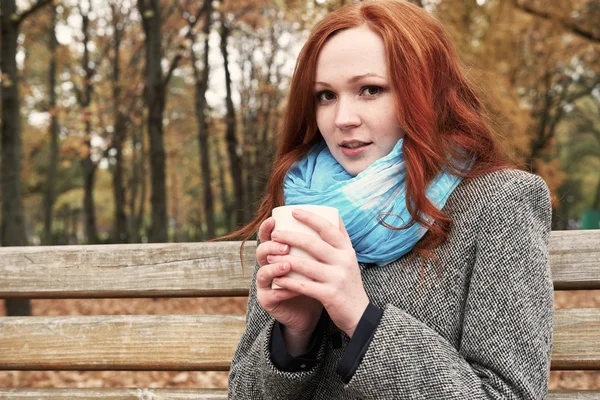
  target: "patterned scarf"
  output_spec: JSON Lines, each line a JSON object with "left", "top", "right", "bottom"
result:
{"left": 283, "top": 138, "right": 464, "bottom": 266}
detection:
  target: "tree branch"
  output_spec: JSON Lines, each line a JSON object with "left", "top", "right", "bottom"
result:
{"left": 162, "top": 1, "right": 208, "bottom": 87}
{"left": 512, "top": 0, "right": 600, "bottom": 43}
{"left": 73, "top": 83, "right": 83, "bottom": 106}
{"left": 163, "top": 45, "right": 185, "bottom": 86}
{"left": 93, "top": 34, "right": 115, "bottom": 72}
{"left": 566, "top": 77, "right": 600, "bottom": 104}
{"left": 17, "top": 0, "right": 53, "bottom": 25}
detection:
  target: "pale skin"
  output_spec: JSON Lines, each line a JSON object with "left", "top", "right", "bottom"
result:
{"left": 256, "top": 25, "right": 403, "bottom": 355}
{"left": 255, "top": 210, "right": 370, "bottom": 355}
{"left": 314, "top": 25, "right": 405, "bottom": 176}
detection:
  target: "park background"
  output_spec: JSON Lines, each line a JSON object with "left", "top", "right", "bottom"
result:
{"left": 1, "top": 0, "right": 599, "bottom": 391}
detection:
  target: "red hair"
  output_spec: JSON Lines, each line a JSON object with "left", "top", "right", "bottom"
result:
{"left": 218, "top": 0, "right": 512, "bottom": 270}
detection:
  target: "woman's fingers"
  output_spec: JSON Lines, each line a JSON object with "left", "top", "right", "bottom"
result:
{"left": 266, "top": 254, "right": 330, "bottom": 283}
{"left": 258, "top": 211, "right": 351, "bottom": 267}
{"left": 257, "top": 217, "right": 275, "bottom": 245}
{"left": 259, "top": 287, "right": 302, "bottom": 311}
{"left": 256, "top": 217, "right": 291, "bottom": 266}
{"left": 272, "top": 275, "right": 324, "bottom": 303}
{"left": 256, "top": 262, "right": 290, "bottom": 289}
{"left": 255, "top": 262, "right": 302, "bottom": 312}
{"left": 288, "top": 209, "right": 348, "bottom": 249}
{"left": 271, "top": 228, "right": 333, "bottom": 263}
{"left": 256, "top": 240, "right": 290, "bottom": 267}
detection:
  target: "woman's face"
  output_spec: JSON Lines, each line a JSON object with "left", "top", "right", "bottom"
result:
{"left": 314, "top": 25, "right": 404, "bottom": 176}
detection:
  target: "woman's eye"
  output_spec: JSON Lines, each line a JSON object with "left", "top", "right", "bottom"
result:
{"left": 317, "top": 91, "right": 336, "bottom": 102}
{"left": 361, "top": 86, "right": 382, "bottom": 96}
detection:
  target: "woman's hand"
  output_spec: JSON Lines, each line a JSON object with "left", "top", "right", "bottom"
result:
{"left": 268, "top": 209, "right": 370, "bottom": 338}
{"left": 255, "top": 217, "right": 323, "bottom": 353}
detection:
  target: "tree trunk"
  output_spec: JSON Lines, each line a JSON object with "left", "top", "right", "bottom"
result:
{"left": 551, "top": 207, "right": 567, "bottom": 230}
{"left": 0, "top": 0, "right": 54, "bottom": 316}
{"left": 111, "top": 7, "right": 129, "bottom": 244}
{"left": 215, "top": 133, "right": 233, "bottom": 233}
{"left": 129, "top": 123, "right": 146, "bottom": 243}
{"left": 129, "top": 129, "right": 140, "bottom": 243}
{"left": 254, "top": 24, "right": 278, "bottom": 210}
{"left": 43, "top": 5, "right": 59, "bottom": 246}
{"left": 71, "top": 208, "right": 81, "bottom": 244}
{"left": 82, "top": 145, "right": 99, "bottom": 244}
{"left": 593, "top": 176, "right": 600, "bottom": 210}
{"left": 171, "top": 164, "right": 184, "bottom": 242}
{"left": 256, "top": 107, "right": 272, "bottom": 202}
{"left": 195, "top": 198, "right": 206, "bottom": 241}
{"left": 527, "top": 73, "right": 576, "bottom": 172}
{"left": 245, "top": 138, "right": 257, "bottom": 223}
{"left": 136, "top": 123, "right": 148, "bottom": 241}
{"left": 112, "top": 119, "right": 128, "bottom": 243}
{"left": 237, "top": 34, "right": 257, "bottom": 224}
{"left": 138, "top": 0, "right": 168, "bottom": 243}
{"left": 78, "top": 9, "right": 99, "bottom": 244}
{"left": 191, "top": 0, "right": 215, "bottom": 239}
{"left": 269, "top": 105, "right": 279, "bottom": 169}
{"left": 0, "top": 1, "right": 28, "bottom": 248}
{"left": 220, "top": 15, "right": 244, "bottom": 229}
{"left": 243, "top": 118, "right": 258, "bottom": 224}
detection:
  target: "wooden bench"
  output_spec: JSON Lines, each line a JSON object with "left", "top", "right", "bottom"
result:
{"left": 0, "top": 230, "right": 599, "bottom": 399}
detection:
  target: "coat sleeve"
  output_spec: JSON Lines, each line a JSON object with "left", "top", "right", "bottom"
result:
{"left": 344, "top": 174, "right": 554, "bottom": 399}
{"left": 227, "top": 255, "right": 328, "bottom": 399}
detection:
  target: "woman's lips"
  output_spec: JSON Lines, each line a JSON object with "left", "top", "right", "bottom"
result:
{"left": 340, "top": 143, "right": 371, "bottom": 157}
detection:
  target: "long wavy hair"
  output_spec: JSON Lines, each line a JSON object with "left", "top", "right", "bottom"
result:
{"left": 218, "top": 0, "right": 512, "bottom": 271}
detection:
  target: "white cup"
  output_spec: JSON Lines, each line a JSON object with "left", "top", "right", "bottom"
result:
{"left": 270, "top": 205, "right": 339, "bottom": 289}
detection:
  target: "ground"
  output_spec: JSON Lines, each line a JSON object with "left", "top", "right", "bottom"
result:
{"left": 1, "top": 291, "right": 599, "bottom": 390}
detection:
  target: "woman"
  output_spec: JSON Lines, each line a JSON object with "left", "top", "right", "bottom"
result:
{"left": 226, "top": 1, "right": 553, "bottom": 399}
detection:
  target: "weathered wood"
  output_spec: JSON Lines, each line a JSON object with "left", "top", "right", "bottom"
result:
{"left": 0, "top": 388, "right": 598, "bottom": 399}
{"left": 548, "top": 391, "right": 600, "bottom": 400}
{"left": 0, "top": 388, "right": 227, "bottom": 399}
{"left": 0, "top": 242, "right": 255, "bottom": 298}
{"left": 0, "top": 314, "right": 245, "bottom": 370}
{"left": 552, "top": 308, "right": 600, "bottom": 370}
{"left": 0, "top": 309, "right": 597, "bottom": 371}
{"left": 550, "top": 230, "right": 600, "bottom": 290}
{"left": 0, "top": 231, "right": 599, "bottom": 299}
{"left": 0, "top": 232, "right": 599, "bottom": 396}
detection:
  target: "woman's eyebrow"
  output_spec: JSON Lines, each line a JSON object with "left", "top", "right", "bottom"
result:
{"left": 347, "top": 73, "right": 385, "bottom": 83}
{"left": 314, "top": 73, "right": 386, "bottom": 87}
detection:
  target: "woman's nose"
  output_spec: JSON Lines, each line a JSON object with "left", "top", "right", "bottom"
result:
{"left": 334, "top": 98, "right": 361, "bottom": 129}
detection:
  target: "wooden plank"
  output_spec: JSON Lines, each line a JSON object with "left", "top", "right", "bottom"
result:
{"left": 548, "top": 391, "right": 600, "bottom": 400}
{"left": 0, "top": 309, "right": 598, "bottom": 371}
{"left": 550, "top": 230, "right": 600, "bottom": 290}
{"left": 0, "top": 314, "right": 245, "bottom": 370}
{"left": 552, "top": 308, "right": 600, "bottom": 370}
{"left": 0, "top": 389, "right": 597, "bottom": 399}
{"left": 0, "top": 242, "right": 255, "bottom": 298}
{"left": 0, "top": 230, "right": 598, "bottom": 299}
{"left": 0, "top": 388, "right": 227, "bottom": 399}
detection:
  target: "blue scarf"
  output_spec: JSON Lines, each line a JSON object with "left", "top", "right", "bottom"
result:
{"left": 283, "top": 138, "right": 464, "bottom": 266}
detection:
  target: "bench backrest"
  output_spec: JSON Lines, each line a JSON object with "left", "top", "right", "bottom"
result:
{"left": 0, "top": 230, "right": 599, "bottom": 399}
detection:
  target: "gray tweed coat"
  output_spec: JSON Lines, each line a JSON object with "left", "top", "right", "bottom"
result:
{"left": 228, "top": 168, "right": 553, "bottom": 399}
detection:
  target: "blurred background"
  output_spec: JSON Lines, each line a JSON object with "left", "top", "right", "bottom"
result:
{"left": 0, "top": 0, "right": 599, "bottom": 391}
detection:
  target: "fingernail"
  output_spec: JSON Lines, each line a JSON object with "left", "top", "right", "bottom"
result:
{"left": 267, "top": 255, "right": 274, "bottom": 263}
{"left": 279, "top": 263, "right": 286, "bottom": 271}
{"left": 280, "top": 244, "right": 289, "bottom": 252}
{"left": 271, "top": 231, "right": 279, "bottom": 238}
